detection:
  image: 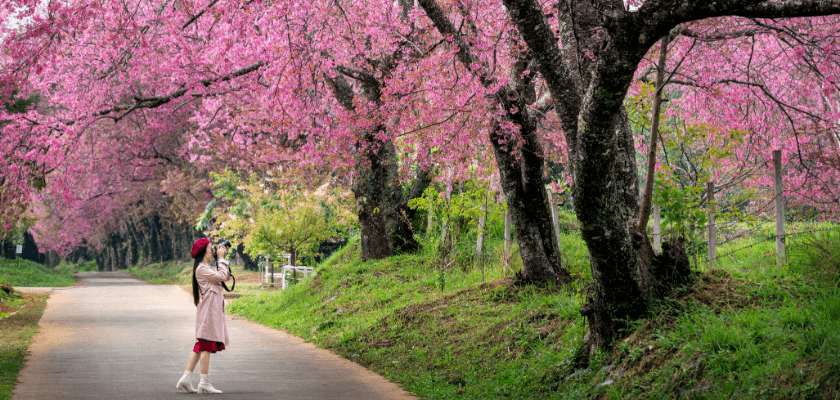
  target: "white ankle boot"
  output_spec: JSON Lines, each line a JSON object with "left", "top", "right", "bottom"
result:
{"left": 197, "top": 374, "right": 223, "bottom": 394}
{"left": 175, "top": 370, "right": 197, "bottom": 393}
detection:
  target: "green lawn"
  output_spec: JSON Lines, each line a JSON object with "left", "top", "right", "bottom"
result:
{"left": 226, "top": 224, "right": 840, "bottom": 399}
{"left": 0, "top": 258, "right": 76, "bottom": 287}
{"left": 0, "top": 292, "right": 48, "bottom": 400}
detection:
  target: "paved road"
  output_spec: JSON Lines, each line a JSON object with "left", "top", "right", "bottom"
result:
{"left": 13, "top": 272, "right": 413, "bottom": 400}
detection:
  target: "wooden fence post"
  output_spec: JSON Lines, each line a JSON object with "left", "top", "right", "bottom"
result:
{"left": 774, "top": 150, "right": 786, "bottom": 266}
{"left": 476, "top": 197, "right": 487, "bottom": 282}
{"left": 653, "top": 200, "right": 661, "bottom": 254}
{"left": 504, "top": 209, "right": 511, "bottom": 265}
{"left": 707, "top": 182, "right": 715, "bottom": 270}
{"left": 549, "top": 189, "right": 562, "bottom": 252}
{"left": 427, "top": 208, "right": 433, "bottom": 233}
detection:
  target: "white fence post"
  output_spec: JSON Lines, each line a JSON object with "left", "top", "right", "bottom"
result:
{"left": 707, "top": 182, "right": 715, "bottom": 270}
{"left": 773, "top": 150, "right": 786, "bottom": 266}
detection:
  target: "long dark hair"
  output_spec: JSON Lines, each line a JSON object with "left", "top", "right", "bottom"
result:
{"left": 192, "top": 247, "right": 207, "bottom": 306}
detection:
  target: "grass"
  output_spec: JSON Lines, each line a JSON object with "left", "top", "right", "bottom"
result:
{"left": 0, "top": 258, "right": 76, "bottom": 287}
{"left": 127, "top": 260, "right": 195, "bottom": 285}
{"left": 222, "top": 221, "right": 840, "bottom": 399}
{"left": 0, "top": 291, "right": 48, "bottom": 400}
{"left": 54, "top": 260, "right": 98, "bottom": 275}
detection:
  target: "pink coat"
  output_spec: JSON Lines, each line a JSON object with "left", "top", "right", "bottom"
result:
{"left": 195, "top": 260, "right": 231, "bottom": 345}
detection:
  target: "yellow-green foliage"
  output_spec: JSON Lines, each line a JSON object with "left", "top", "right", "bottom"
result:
{"left": 203, "top": 169, "right": 356, "bottom": 261}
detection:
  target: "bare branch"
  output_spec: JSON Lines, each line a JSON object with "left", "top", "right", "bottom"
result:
{"left": 676, "top": 28, "right": 769, "bottom": 42}
{"left": 95, "top": 61, "right": 265, "bottom": 118}
{"left": 668, "top": 78, "right": 826, "bottom": 122}
{"left": 182, "top": 0, "right": 221, "bottom": 30}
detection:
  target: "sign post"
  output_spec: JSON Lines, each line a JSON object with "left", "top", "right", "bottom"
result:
{"left": 16, "top": 245, "right": 22, "bottom": 269}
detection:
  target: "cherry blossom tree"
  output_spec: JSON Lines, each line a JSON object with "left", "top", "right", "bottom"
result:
{"left": 4, "top": 0, "right": 840, "bottom": 351}
{"left": 500, "top": 0, "right": 840, "bottom": 350}
{"left": 0, "top": 0, "right": 493, "bottom": 260}
{"left": 649, "top": 16, "right": 840, "bottom": 217}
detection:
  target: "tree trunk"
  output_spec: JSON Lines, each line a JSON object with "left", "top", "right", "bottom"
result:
{"left": 490, "top": 120, "right": 571, "bottom": 285}
{"left": 638, "top": 36, "right": 670, "bottom": 231}
{"left": 327, "top": 64, "right": 423, "bottom": 260}
{"left": 392, "top": 167, "right": 432, "bottom": 253}
{"left": 153, "top": 215, "right": 171, "bottom": 262}
{"left": 500, "top": 0, "right": 687, "bottom": 350}
{"left": 143, "top": 217, "right": 162, "bottom": 263}
{"left": 416, "top": 0, "right": 572, "bottom": 284}
{"left": 352, "top": 132, "right": 397, "bottom": 260}
{"left": 236, "top": 242, "right": 259, "bottom": 271}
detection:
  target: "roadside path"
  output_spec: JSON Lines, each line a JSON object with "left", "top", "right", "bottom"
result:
{"left": 13, "top": 272, "right": 413, "bottom": 399}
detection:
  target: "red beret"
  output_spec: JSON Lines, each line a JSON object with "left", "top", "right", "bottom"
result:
{"left": 191, "top": 238, "right": 210, "bottom": 258}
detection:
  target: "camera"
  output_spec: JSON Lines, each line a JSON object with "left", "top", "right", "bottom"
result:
{"left": 212, "top": 240, "right": 232, "bottom": 254}
{"left": 213, "top": 240, "right": 236, "bottom": 292}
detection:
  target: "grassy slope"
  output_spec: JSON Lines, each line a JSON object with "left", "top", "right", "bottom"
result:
{"left": 0, "top": 292, "right": 48, "bottom": 400}
{"left": 0, "top": 258, "right": 76, "bottom": 287}
{"left": 227, "top": 225, "right": 840, "bottom": 399}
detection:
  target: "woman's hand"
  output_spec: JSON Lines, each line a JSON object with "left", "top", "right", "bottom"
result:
{"left": 217, "top": 245, "right": 228, "bottom": 259}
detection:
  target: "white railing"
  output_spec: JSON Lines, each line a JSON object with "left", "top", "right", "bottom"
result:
{"left": 261, "top": 255, "right": 314, "bottom": 289}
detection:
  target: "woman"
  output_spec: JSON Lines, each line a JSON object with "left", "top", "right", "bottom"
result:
{"left": 176, "top": 238, "right": 231, "bottom": 394}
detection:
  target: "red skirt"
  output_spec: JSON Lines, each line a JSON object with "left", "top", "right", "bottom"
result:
{"left": 193, "top": 339, "right": 225, "bottom": 353}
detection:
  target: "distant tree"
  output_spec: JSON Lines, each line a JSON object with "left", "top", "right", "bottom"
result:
{"left": 203, "top": 169, "right": 356, "bottom": 266}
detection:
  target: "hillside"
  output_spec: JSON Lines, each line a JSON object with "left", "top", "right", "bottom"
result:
{"left": 228, "top": 226, "right": 840, "bottom": 399}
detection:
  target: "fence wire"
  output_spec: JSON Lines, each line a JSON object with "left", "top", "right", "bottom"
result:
{"left": 715, "top": 225, "right": 838, "bottom": 260}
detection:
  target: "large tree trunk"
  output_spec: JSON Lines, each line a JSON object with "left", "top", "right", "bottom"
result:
{"left": 490, "top": 117, "right": 570, "bottom": 285}
{"left": 352, "top": 132, "right": 397, "bottom": 260}
{"left": 501, "top": 0, "right": 677, "bottom": 350}
{"left": 327, "top": 67, "right": 426, "bottom": 260}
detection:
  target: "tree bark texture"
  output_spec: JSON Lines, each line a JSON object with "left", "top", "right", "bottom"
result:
{"left": 352, "top": 133, "right": 398, "bottom": 260}
{"left": 489, "top": 113, "right": 571, "bottom": 285}
{"left": 500, "top": 0, "right": 659, "bottom": 349}
{"left": 327, "top": 66, "right": 427, "bottom": 260}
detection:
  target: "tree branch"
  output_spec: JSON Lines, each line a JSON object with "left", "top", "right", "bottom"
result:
{"left": 182, "top": 0, "right": 220, "bottom": 30}
{"left": 95, "top": 61, "right": 265, "bottom": 119}
{"left": 676, "top": 28, "right": 769, "bottom": 42}
{"left": 500, "top": 0, "right": 581, "bottom": 133}
{"left": 737, "top": 1, "right": 840, "bottom": 18}
{"left": 668, "top": 78, "right": 826, "bottom": 122}
{"left": 636, "top": 0, "right": 840, "bottom": 52}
